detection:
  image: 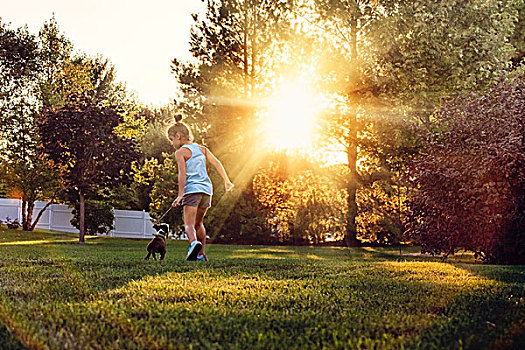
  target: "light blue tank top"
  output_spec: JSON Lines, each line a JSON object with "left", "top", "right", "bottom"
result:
{"left": 181, "top": 143, "right": 213, "bottom": 196}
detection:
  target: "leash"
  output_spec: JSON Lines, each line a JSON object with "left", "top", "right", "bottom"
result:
{"left": 155, "top": 206, "right": 173, "bottom": 224}
{"left": 151, "top": 207, "right": 173, "bottom": 238}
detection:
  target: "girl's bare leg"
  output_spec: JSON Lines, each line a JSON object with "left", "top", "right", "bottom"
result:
{"left": 195, "top": 207, "right": 208, "bottom": 255}
{"left": 183, "top": 206, "right": 198, "bottom": 242}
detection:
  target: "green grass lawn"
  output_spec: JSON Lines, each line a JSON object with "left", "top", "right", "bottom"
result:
{"left": 0, "top": 227, "right": 524, "bottom": 349}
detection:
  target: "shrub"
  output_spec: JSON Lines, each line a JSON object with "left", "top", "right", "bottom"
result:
{"left": 209, "top": 186, "right": 275, "bottom": 245}
{"left": 408, "top": 76, "right": 525, "bottom": 264}
{"left": 71, "top": 200, "right": 114, "bottom": 235}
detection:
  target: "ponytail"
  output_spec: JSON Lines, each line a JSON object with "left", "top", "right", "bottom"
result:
{"left": 167, "top": 114, "right": 193, "bottom": 142}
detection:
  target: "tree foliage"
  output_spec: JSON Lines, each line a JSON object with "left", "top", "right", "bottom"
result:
{"left": 133, "top": 155, "right": 183, "bottom": 230}
{"left": 208, "top": 185, "right": 273, "bottom": 244}
{"left": 253, "top": 162, "right": 295, "bottom": 241}
{"left": 0, "top": 19, "right": 63, "bottom": 230}
{"left": 38, "top": 95, "right": 140, "bottom": 242}
{"left": 289, "top": 171, "right": 347, "bottom": 244}
{"left": 0, "top": 21, "right": 40, "bottom": 116}
{"left": 509, "top": 0, "right": 525, "bottom": 68}
{"left": 356, "top": 115, "right": 419, "bottom": 244}
{"left": 369, "top": 0, "right": 518, "bottom": 107}
{"left": 307, "top": 0, "right": 520, "bottom": 246}
{"left": 252, "top": 160, "right": 347, "bottom": 244}
{"left": 138, "top": 106, "right": 176, "bottom": 161}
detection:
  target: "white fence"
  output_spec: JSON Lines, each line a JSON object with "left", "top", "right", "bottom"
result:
{"left": 0, "top": 198, "right": 158, "bottom": 239}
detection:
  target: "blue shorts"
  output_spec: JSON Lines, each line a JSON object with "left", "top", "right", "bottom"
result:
{"left": 182, "top": 193, "right": 211, "bottom": 208}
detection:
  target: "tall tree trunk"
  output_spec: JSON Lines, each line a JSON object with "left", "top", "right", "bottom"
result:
{"left": 345, "top": 117, "right": 360, "bottom": 247}
{"left": 243, "top": 1, "right": 249, "bottom": 95}
{"left": 79, "top": 189, "right": 85, "bottom": 244}
{"left": 345, "top": 17, "right": 360, "bottom": 247}
{"left": 250, "top": 1, "right": 256, "bottom": 100}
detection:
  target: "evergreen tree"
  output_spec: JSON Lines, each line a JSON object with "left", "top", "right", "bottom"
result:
{"left": 172, "top": 0, "right": 295, "bottom": 240}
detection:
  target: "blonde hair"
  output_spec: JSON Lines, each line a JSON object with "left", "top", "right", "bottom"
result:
{"left": 167, "top": 114, "right": 193, "bottom": 142}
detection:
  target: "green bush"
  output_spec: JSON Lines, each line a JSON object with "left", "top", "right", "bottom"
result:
{"left": 71, "top": 200, "right": 114, "bottom": 235}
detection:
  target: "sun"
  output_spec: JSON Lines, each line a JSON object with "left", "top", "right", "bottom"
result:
{"left": 262, "top": 81, "right": 318, "bottom": 150}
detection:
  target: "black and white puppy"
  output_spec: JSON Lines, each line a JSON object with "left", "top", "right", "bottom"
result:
{"left": 145, "top": 223, "right": 169, "bottom": 261}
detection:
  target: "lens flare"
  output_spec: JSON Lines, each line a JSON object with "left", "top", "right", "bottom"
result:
{"left": 262, "top": 81, "right": 318, "bottom": 150}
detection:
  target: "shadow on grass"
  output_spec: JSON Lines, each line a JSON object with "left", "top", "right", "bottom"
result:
{"left": 219, "top": 245, "right": 442, "bottom": 263}
{"left": 372, "top": 260, "right": 525, "bottom": 349}
{"left": 407, "top": 286, "right": 525, "bottom": 349}
{"left": 0, "top": 323, "right": 28, "bottom": 350}
{"left": 349, "top": 246, "right": 483, "bottom": 265}
{"left": 463, "top": 265, "right": 525, "bottom": 284}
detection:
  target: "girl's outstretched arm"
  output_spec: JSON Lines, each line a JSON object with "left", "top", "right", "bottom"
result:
{"left": 202, "top": 146, "right": 234, "bottom": 192}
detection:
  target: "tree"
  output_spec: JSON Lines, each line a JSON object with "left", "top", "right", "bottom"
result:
{"left": 172, "top": 0, "right": 295, "bottom": 241}
{"left": 509, "top": 0, "right": 525, "bottom": 68}
{"left": 37, "top": 16, "right": 74, "bottom": 109}
{"left": 0, "top": 149, "right": 61, "bottom": 231}
{"left": 253, "top": 162, "right": 295, "bottom": 242}
{"left": 408, "top": 76, "right": 525, "bottom": 264}
{"left": 1, "top": 17, "right": 142, "bottom": 232}
{"left": 309, "top": 0, "right": 518, "bottom": 246}
{"left": 0, "top": 19, "right": 63, "bottom": 230}
{"left": 70, "top": 199, "right": 114, "bottom": 235}
{"left": 289, "top": 171, "right": 347, "bottom": 244}
{"left": 306, "top": 0, "right": 402, "bottom": 246}
{"left": 357, "top": 115, "right": 419, "bottom": 245}
{"left": 38, "top": 95, "right": 140, "bottom": 243}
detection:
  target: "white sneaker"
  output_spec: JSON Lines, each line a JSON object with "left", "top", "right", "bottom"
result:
{"left": 186, "top": 240, "right": 202, "bottom": 261}
{"left": 197, "top": 254, "right": 208, "bottom": 262}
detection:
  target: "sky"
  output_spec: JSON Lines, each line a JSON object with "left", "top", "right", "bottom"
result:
{"left": 1, "top": 0, "right": 205, "bottom": 106}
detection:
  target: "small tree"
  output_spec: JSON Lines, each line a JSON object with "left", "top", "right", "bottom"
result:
{"left": 208, "top": 185, "right": 273, "bottom": 245}
{"left": 38, "top": 95, "right": 140, "bottom": 243}
{"left": 289, "top": 171, "right": 347, "bottom": 245}
{"left": 408, "top": 76, "right": 525, "bottom": 264}
{"left": 253, "top": 163, "right": 295, "bottom": 243}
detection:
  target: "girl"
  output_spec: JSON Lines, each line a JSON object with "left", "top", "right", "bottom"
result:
{"left": 168, "top": 114, "right": 234, "bottom": 261}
